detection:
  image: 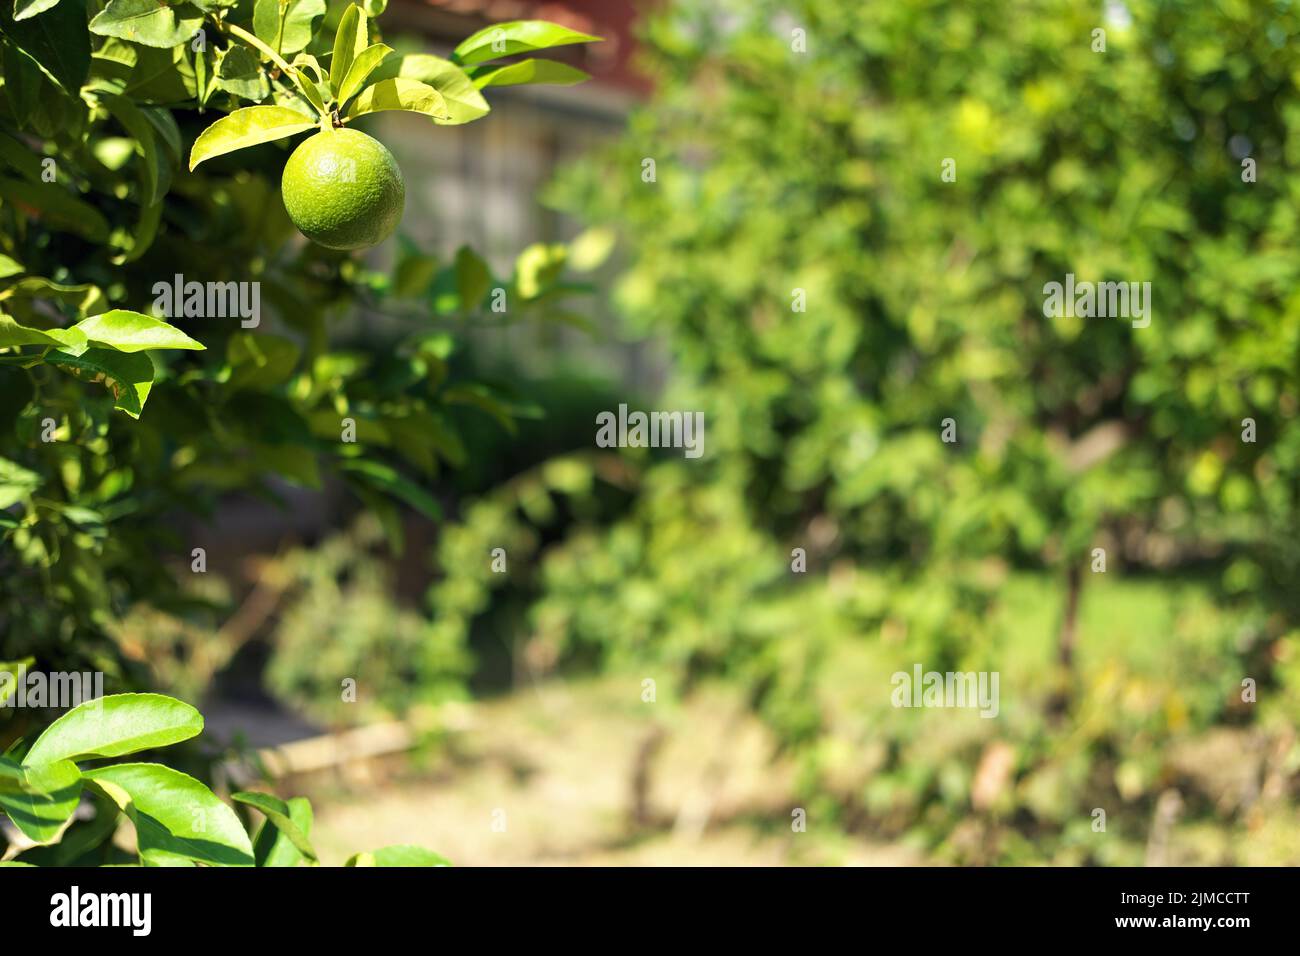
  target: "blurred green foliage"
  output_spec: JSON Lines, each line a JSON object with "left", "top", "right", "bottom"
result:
{"left": 424, "top": 0, "right": 1300, "bottom": 863}
{"left": 265, "top": 515, "right": 469, "bottom": 725}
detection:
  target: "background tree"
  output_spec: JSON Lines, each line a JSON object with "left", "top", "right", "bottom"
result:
{"left": 428, "top": 0, "right": 1300, "bottom": 863}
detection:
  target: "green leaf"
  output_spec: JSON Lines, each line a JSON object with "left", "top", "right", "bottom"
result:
{"left": 194, "top": 30, "right": 212, "bottom": 105}
{"left": 0, "top": 457, "right": 40, "bottom": 508}
{"left": 88, "top": 0, "right": 205, "bottom": 49}
{"left": 13, "top": 792, "right": 121, "bottom": 866}
{"left": 351, "top": 483, "right": 404, "bottom": 552}
{"left": 336, "top": 43, "right": 392, "bottom": 110}
{"left": 74, "top": 310, "right": 204, "bottom": 353}
{"left": 44, "top": 501, "right": 104, "bottom": 526}
{"left": 441, "top": 383, "right": 521, "bottom": 433}
{"left": 97, "top": 93, "right": 172, "bottom": 206}
{"left": 84, "top": 763, "right": 255, "bottom": 867}
{"left": 46, "top": 348, "right": 155, "bottom": 417}
{"left": 391, "top": 247, "right": 438, "bottom": 297}
{"left": 89, "top": 41, "right": 195, "bottom": 104}
{"left": 24, "top": 693, "right": 204, "bottom": 766}
{"left": 252, "top": 795, "right": 313, "bottom": 866}
{"left": 0, "top": 658, "right": 34, "bottom": 704}
{"left": 451, "top": 20, "right": 601, "bottom": 68}
{"left": 0, "top": 758, "right": 82, "bottom": 845}
{"left": 0, "top": 0, "right": 90, "bottom": 94}
{"left": 567, "top": 226, "right": 616, "bottom": 271}
{"left": 0, "top": 455, "right": 37, "bottom": 509}
{"left": 454, "top": 244, "right": 492, "bottom": 309}
{"left": 188, "top": 105, "right": 317, "bottom": 170}
{"left": 252, "top": 0, "right": 326, "bottom": 57}
{"left": 0, "top": 254, "right": 22, "bottom": 279}
{"left": 341, "top": 459, "right": 442, "bottom": 520}
{"left": 514, "top": 242, "right": 567, "bottom": 299}
{"left": 369, "top": 53, "right": 488, "bottom": 125}
{"left": 143, "top": 105, "right": 182, "bottom": 159}
{"left": 345, "top": 845, "right": 451, "bottom": 867}
{"left": 344, "top": 77, "right": 447, "bottom": 120}
{"left": 328, "top": 2, "right": 366, "bottom": 95}
{"left": 0, "top": 313, "right": 88, "bottom": 354}
{"left": 426, "top": 411, "right": 467, "bottom": 467}
{"left": 0, "top": 177, "right": 109, "bottom": 242}
{"left": 214, "top": 45, "right": 270, "bottom": 102}
{"left": 227, "top": 331, "right": 300, "bottom": 390}
{"left": 13, "top": 0, "right": 61, "bottom": 21}
{"left": 271, "top": 84, "right": 318, "bottom": 119}
{"left": 1, "top": 41, "right": 42, "bottom": 128}
{"left": 232, "top": 791, "right": 317, "bottom": 863}
{"left": 111, "top": 199, "right": 164, "bottom": 266}
{"left": 94, "top": 140, "right": 135, "bottom": 171}
{"left": 287, "top": 51, "right": 328, "bottom": 113}
{"left": 0, "top": 276, "right": 105, "bottom": 314}
{"left": 251, "top": 443, "right": 321, "bottom": 489}
{"left": 0, "top": 754, "right": 28, "bottom": 792}
{"left": 471, "top": 58, "right": 590, "bottom": 89}
{"left": 0, "top": 132, "right": 45, "bottom": 182}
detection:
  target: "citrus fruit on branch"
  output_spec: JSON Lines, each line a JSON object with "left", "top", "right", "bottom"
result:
{"left": 281, "top": 128, "right": 406, "bottom": 251}
{"left": 186, "top": 18, "right": 603, "bottom": 250}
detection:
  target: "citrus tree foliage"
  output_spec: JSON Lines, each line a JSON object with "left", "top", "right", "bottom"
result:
{"left": 429, "top": 0, "right": 1300, "bottom": 862}
{"left": 0, "top": 692, "right": 449, "bottom": 865}
{"left": 0, "top": 2, "right": 598, "bottom": 709}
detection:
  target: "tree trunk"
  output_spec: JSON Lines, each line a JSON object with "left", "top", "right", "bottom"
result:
{"left": 1057, "top": 561, "right": 1083, "bottom": 671}
{"left": 629, "top": 724, "right": 667, "bottom": 829}
{"left": 1049, "top": 561, "right": 1084, "bottom": 716}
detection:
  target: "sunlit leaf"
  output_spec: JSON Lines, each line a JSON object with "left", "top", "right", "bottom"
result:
{"left": 471, "top": 58, "right": 590, "bottom": 89}
{"left": 89, "top": 0, "right": 205, "bottom": 49}
{"left": 189, "top": 105, "right": 317, "bottom": 170}
{"left": 369, "top": 53, "right": 487, "bottom": 125}
{"left": 252, "top": 0, "right": 326, "bottom": 57}
{"left": 451, "top": 20, "right": 600, "bottom": 67}
{"left": 84, "top": 763, "right": 254, "bottom": 867}
{"left": 337, "top": 43, "right": 392, "bottom": 110}
{"left": 0, "top": 759, "right": 81, "bottom": 845}
{"left": 24, "top": 693, "right": 204, "bottom": 766}
{"left": 344, "top": 77, "right": 447, "bottom": 120}
{"left": 232, "top": 791, "right": 317, "bottom": 863}
{"left": 72, "top": 310, "right": 203, "bottom": 353}
{"left": 45, "top": 348, "right": 155, "bottom": 417}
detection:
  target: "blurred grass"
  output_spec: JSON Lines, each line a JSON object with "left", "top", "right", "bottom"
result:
{"left": 292, "top": 573, "right": 1297, "bottom": 866}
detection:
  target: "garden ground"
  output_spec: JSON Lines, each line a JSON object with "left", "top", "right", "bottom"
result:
{"left": 305, "top": 676, "right": 926, "bottom": 866}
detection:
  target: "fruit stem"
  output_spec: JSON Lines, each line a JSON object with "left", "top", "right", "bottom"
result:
{"left": 219, "top": 21, "right": 297, "bottom": 78}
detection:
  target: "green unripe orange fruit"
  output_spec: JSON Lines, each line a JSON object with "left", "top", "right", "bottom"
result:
{"left": 281, "top": 128, "right": 405, "bottom": 251}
